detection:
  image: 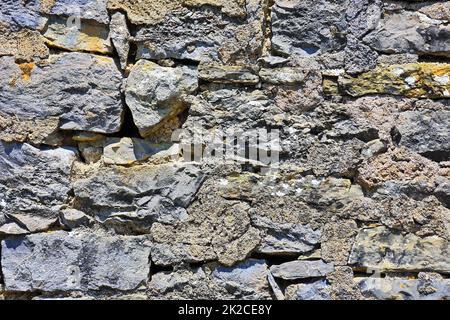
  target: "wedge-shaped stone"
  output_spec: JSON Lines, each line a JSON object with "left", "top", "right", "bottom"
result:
{"left": 0, "top": 53, "right": 123, "bottom": 135}
{"left": 339, "top": 63, "right": 450, "bottom": 98}
{"left": 349, "top": 226, "right": 450, "bottom": 273}
{"left": 125, "top": 60, "right": 198, "bottom": 137}
{"left": 1, "top": 230, "right": 151, "bottom": 292}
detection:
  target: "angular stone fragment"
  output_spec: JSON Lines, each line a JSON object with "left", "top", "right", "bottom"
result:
{"left": 199, "top": 64, "right": 259, "bottom": 85}
{"left": 270, "top": 260, "right": 335, "bottom": 280}
{"left": 40, "top": 0, "right": 110, "bottom": 25}
{"left": 73, "top": 163, "right": 204, "bottom": 232}
{"left": 356, "top": 276, "right": 450, "bottom": 300}
{"left": 271, "top": 0, "right": 347, "bottom": 57}
{"left": 148, "top": 267, "right": 224, "bottom": 299}
{"left": 363, "top": 11, "right": 450, "bottom": 57}
{"left": 339, "top": 63, "right": 450, "bottom": 98}
{"left": 103, "top": 137, "right": 172, "bottom": 165}
{"left": 133, "top": 0, "right": 265, "bottom": 65}
{"left": 285, "top": 280, "right": 331, "bottom": 300}
{"left": 397, "top": 110, "right": 450, "bottom": 159}
{"left": 1, "top": 230, "right": 151, "bottom": 292}
{"left": 0, "top": 142, "right": 76, "bottom": 233}
{"left": 125, "top": 60, "right": 198, "bottom": 137}
{"left": 43, "top": 16, "right": 112, "bottom": 54}
{"left": 349, "top": 226, "right": 450, "bottom": 273}
{"left": 252, "top": 216, "right": 321, "bottom": 255}
{"left": 148, "top": 259, "right": 271, "bottom": 299}
{"left": 0, "top": 53, "right": 124, "bottom": 135}
{"left": 59, "top": 209, "right": 94, "bottom": 229}
{"left": 212, "top": 259, "right": 271, "bottom": 300}
{"left": 110, "top": 12, "right": 130, "bottom": 69}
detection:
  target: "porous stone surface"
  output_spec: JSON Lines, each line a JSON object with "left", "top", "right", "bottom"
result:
{"left": 0, "top": 0, "right": 449, "bottom": 301}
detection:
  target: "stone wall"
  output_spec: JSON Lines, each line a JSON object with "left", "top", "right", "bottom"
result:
{"left": 0, "top": 0, "right": 449, "bottom": 300}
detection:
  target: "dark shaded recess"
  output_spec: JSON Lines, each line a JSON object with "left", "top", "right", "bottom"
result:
{"left": 390, "top": 126, "right": 402, "bottom": 145}
{"left": 420, "top": 150, "right": 450, "bottom": 163}
{"left": 249, "top": 251, "right": 322, "bottom": 267}
{"left": 150, "top": 263, "right": 174, "bottom": 276}
{"left": 112, "top": 104, "right": 142, "bottom": 138}
{"left": 418, "top": 54, "right": 450, "bottom": 63}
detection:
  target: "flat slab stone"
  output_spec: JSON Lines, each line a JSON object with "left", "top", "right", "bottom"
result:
{"left": 1, "top": 230, "right": 152, "bottom": 292}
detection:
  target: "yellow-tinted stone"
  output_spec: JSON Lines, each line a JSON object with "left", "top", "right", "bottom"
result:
{"left": 43, "top": 18, "right": 112, "bottom": 54}
{"left": 107, "top": 0, "right": 246, "bottom": 25}
{"left": 339, "top": 63, "right": 450, "bottom": 99}
{"left": 0, "top": 24, "right": 49, "bottom": 61}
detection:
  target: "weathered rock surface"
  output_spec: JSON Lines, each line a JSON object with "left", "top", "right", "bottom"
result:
{"left": 133, "top": 0, "right": 265, "bottom": 65}
{"left": 349, "top": 226, "right": 450, "bottom": 273}
{"left": 285, "top": 280, "right": 332, "bottom": 300}
{"left": 43, "top": 16, "right": 112, "bottom": 55}
{"left": 0, "top": 25, "right": 49, "bottom": 61}
{"left": 356, "top": 275, "right": 450, "bottom": 300}
{"left": 109, "top": 12, "right": 130, "bottom": 70}
{"left": 339, "top": 63, "right": 450, "bottom": 98}
{"left": 271, "top": 0, "right": 347, "bottom": 57}
{"left": 73, "top": 163, "right": 204, "bottom": 233}
{"left": 148, "top": 259, "right": 271, "bottom": 299}
{"left": 0, "top": 53, "right": 124, "bottom": 137}
{"left": 125, "top": 60, "right": 198, "bottom": 137}
{"left": 1, "top": 230, "right": 151, "bottom": 292}
{"left": 0, "top": 142, "right": 76, "bottom": 233}
{"left": 270, "top": 260, "right": 335, "bottom": 280}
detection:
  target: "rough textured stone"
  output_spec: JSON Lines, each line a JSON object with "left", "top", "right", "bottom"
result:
{"left": 103, "top": 137, "right": 171, "bottom": 165}
{"left": 397, "top": 110, "right": 450, "bottom": 159}
{"left": 73, "top": 163, "right": 204, "bottom": 233}
{"left": 363, "top": 11, "right": 450, "bottom": 57}
{"left": 148, "top": 259, "right": 271, "bottom": 299}
{"left": 0, "top": 142, "right": 76, "bottom": 233}
{"left": 285, "top": 280, "right": 332, "bottom": 300}
{"left": 1, "top": 230, "right": 151, "bottom": 292}
{"left": 0, "top": 53, "right": 124, "bottom": 135}
{"left": 356, "top": 276, "right": 450, "bottom": 300}
{"left": 339, "top": 63, "right": 450, "bottom": 98}
{"left": 133, "top": 0, "right": 265, "bottom": 65}
{"left": 199, "top": 64, "right": 259, "bottom": 85}
{"left": 109, "top": 12, "right": 130, "bottom": 70}
{"left": 0, "top": 25, "right": 49, "bottom": 61}
{"left": 271, "top": 0, "right": 347, "bottom": 57}
{"left": 125, "top": 60, "right": 198, "bottom": 137}
{"left": 43, "top": 16, "right": 112, "bottom": 54}
{"left": 349, "top": 226, "right": 450, "bottom": 273}
{"left": 270, "top": 260, "right": 335, "bottom": 280}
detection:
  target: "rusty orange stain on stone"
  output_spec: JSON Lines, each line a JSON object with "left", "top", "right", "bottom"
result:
{"left": 18, "top": 62, "right": 35, "bottom": 82}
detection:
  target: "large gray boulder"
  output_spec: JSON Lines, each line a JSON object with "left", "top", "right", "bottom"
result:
{"left": 73, "top": 163, "right": 205, "bottom": 233}
{"left": 1, "top": 230, "right": 152, "bottom": 292}
{"left": 0, "top": 53, "right": 124, "bottom": 136}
